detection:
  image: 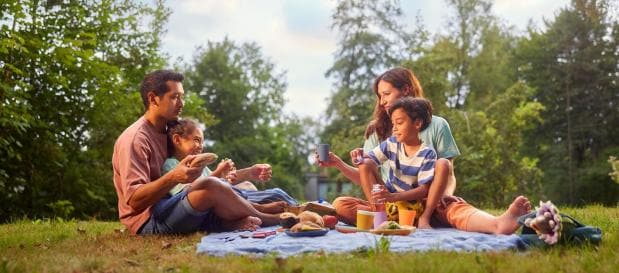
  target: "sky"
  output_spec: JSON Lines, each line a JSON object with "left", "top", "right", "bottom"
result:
{"left": 160, "top": 0, "right": 570, "bottom": 120}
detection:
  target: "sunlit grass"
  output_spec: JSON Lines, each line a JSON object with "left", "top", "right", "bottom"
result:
{"left": 0, "top": 206, "right": 617, "bottom": 273}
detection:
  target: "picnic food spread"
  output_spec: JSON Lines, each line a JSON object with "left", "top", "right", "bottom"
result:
{"left": 376, "top": 221, "right": 401, "bottom": 230}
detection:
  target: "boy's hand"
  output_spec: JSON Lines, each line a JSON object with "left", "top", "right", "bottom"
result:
{"left": 371, "top": 185, "right": 395, "bottom": 202}
{"left": 349, "top": 148, "right": 364, "bottom": 166}
{"left": 171, "top": 155, "right": 203, "bottom": 184}
{"left": 251, "top": 164, "right": 272, "bottom": 182}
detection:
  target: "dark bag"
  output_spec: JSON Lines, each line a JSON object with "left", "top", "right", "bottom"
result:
{"left": 518, "top": 212, "right": 602, "bottom": 248}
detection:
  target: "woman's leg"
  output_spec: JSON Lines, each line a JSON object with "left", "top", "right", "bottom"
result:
{"left": 418, "top": 158, "right": 450, "bottom": 229}
{"left": 332, "top": 196, "right": 370, "bottom": 225}
{"left": 443, "top": 195, "right": 532, "bottom": 235}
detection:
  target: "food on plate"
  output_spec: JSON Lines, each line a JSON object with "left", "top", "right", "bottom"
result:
{"left": 322, "top": 215, "right": 338, "bottom": 229}
{"left": 279, "top": 212, "right": 299, "bottom": 229}
{"left": 376, "top": 221, "right": 401, "bottom": 230}
{"left": 290, "top": 221, "right": 323, "bottom": 232}
{"left": 298, "top": 211, "right": 324, "bottom": 227}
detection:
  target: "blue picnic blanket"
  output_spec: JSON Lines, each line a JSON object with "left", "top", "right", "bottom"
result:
{"left": 196, "top": 226, "right": 525, "bottom": 257}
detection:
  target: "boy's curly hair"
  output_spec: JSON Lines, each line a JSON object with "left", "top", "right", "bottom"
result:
{"left": 388, "top": 97, "right": 433, "bottom": 131}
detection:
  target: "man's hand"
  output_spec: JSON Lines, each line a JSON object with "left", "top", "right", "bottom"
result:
{"left": 251, "top": 164, "right": 272, "bottom": 182}
{"left": 169, "top": 155, "right": 202, "bottom": 184}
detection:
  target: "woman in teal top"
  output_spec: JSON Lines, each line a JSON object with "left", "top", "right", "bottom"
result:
{"left": 317, "top": 67, "right": 460, "bottom": 228}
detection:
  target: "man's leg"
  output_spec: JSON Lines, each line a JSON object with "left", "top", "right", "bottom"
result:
{"left": 234, "top": 181, "right": 258, "bottom": 191}
{"left": 186, "top": 176, "right": 280, "bottom": 226}
{"left": 252, "top": 201, "right": 288, "bottom": 214}
{"left": 418, "top": 158, "right": 450, "bottom": 229}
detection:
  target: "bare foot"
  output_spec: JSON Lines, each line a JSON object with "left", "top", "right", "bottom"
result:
{"left": 258, "top": 213, "right": 281, "bottom": 226}
{"left": 253, "top": 201, "right": 288, "bottom": 214}
{"left": 495, "top": 196, "right": 532, "bottom": 235}
{"left": 224, "top": 216, "right": 262, "bottom": 231}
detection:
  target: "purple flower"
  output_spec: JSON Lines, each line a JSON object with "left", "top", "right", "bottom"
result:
{"left": 524, "top": 201, "right": 562, "bottom": 245}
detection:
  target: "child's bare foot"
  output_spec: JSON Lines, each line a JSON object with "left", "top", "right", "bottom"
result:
{"left": 253, "top": 201, "right": 288, "bottom": 214}
{"left": 495, "top": 196, "right": 531, "bottom": 234}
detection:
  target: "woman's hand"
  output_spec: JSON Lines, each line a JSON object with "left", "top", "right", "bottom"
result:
{"left": 314, "top": 151, "right": 342, "bottom": 167}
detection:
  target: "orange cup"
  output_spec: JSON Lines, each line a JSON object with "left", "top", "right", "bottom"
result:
{"left": 398, "top": 209, "right": 417, "bottom": 227}
{"left": 356, "top": 210, "right": 375, "bottom": 230}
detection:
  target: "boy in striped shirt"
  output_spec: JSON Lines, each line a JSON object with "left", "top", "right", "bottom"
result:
{"left": 361, "top": 97, "right": 532, "bottom": 234}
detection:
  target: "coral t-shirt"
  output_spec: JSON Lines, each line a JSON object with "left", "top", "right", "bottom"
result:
{"left": 112, "top": 117, "right": 168, "bottom": 234}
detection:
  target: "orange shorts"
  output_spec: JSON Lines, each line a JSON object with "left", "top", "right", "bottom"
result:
{"left": 432, "top": 196, "right": 479, "bottom": 231}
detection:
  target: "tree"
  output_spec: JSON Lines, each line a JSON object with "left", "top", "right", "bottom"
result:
{"left": 515, "top": 0, "right": 619, "bottom": 205}
{"left": 183, "top": 39, "right": 306, "bottom": 197}
{"left": 445, "top": 83, "right": 544, "bottom": 206}
{"left": 323, "top": 0, "right": 410, "bottom": 193}
{"left": 441, "top": 0, "right": 494, "bottom": 109}
{"left": 0, "top": 0, "right": 180, "bottom": 220}
{"left": 402, "top": 0, "right": 544, "bottom": 206}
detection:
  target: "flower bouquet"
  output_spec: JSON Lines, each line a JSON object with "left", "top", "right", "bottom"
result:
{"left": 523, "top": 201, "right": 562, "bottom": 245}
{"left": 518, "top": 200, "right": 602, "bottom": 248}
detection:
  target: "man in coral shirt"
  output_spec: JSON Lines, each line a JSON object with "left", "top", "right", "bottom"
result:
{"left": 112, "top": 70, "right": 279, "bottom": 235}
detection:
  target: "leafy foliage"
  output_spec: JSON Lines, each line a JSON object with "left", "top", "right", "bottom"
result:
{"left": 183, "top": 39, "right": 308, "bottom": 197}
{"left": 515, "top": 0, "right": 619, "bottom": 205}
{"left": 446, "top": 83, "right": 544, "bottom": 205}
{"left": 0, "top": 0, "right": 175, "bottom": 221}
{"left": 322, "top": 0, "right": 617, "bottom": 207}
{"left": 323, "top": 0, "right": 410, "bottom": 188}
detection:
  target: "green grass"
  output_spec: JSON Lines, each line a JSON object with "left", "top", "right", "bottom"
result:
{"left": 1, "top": 205, "right": 617, "bottom": 273}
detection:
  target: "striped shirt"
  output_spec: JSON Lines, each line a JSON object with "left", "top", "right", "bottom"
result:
{"left": 367, "top": 136, "right": 437, "bottom": 193}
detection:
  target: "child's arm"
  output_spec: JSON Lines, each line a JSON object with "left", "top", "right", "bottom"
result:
{"left": 234, "top": 164, "right": 271, "bottom": 182}
{"left": 211, "top": 159, "right": 234, "bottom": 178}
{"left": 373, "top": 184, "right": 430, "bottom": 203}
{"left": 374, "top": 147, "right": 437, "bottom": 203}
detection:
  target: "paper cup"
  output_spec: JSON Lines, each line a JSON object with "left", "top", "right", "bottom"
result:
{"left": 317, "top": 144, "right": 330, "bottom": 162}
{"left": 398, "top": 209, "right": 417, "bottom": 226}
{"left": 356, "top": 210, "right": 375, "bottom": 230}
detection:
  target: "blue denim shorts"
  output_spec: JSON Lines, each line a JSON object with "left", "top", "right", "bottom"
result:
{"left": 138, "top": 189, "right": 221, "bottom": 235}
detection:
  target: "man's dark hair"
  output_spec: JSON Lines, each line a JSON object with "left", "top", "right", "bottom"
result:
{"left": 388, "top": 97, "right": 433, "bottom": 131}
{"left": 140, "top": 70, "right": 184, "bottom": 110}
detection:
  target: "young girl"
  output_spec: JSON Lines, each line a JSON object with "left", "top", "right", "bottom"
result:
{"left": 162, "top": 118, "right": 298, "bottom": 214}
{"left": 361, "top": 97, "right": 531, "bottom": 234}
